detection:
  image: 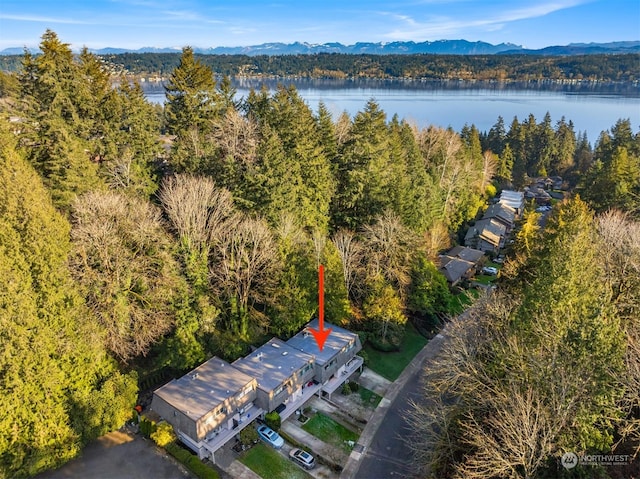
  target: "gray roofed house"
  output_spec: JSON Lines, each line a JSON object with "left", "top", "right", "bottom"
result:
{"left": 465, "top": 218, "right": 507, "bottom": 253}
{"left": 439, "top": 246, "right": 486, "bottom": 285}
{"left": 482, "top": 202, "right": 517, "bottom": 234}
{"left": 446, "top": 245, "right": 485, "bottom": 264}
{"left": 233, "top": 338, "right": 315, "bottom": 413}
{"left": 287, "top": 318, "right": 363, "bottom": 397}
{"left": 150, "top": 356, "right": 259, "bottom": 461}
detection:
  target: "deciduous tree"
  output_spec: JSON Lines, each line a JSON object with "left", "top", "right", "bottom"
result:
{"left": 70, "top": 191, "right": 179, "bottom": 362}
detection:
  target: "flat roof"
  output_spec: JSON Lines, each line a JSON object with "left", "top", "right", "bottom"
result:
{"left": 286, "top": 319, "right": 358, "bottom": 366}
{"left": 154, "top": 356, "right": 255, "bottom": 422}
{"left": 233, "top": 338, "right": 314, "bottom": 393}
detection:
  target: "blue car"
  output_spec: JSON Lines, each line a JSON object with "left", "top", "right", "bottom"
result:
{"left": 257, "top": 425, "right": 284, "bottom": 449}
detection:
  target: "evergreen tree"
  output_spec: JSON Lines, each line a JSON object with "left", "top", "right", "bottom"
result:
{"left": 165, "top": 47, "right": 219, "bottom": 172}
{"left": 535, "top": 112, "right": 556, "bottom": 176}
{"left": 0, "top": 122, "right": 136, "bottom": 478}
{"left": 552, "top": 116, "right": 576, "bottom": 175}
{"left": 19, "top": 30, "right": 104, "bottom": 209}
{"left": 506, "top": 116, "right": 527, "bottom": 187}
{"left": 496, "top": 143, "right": 514, "bottom": 184}
{"left": 332, "top": 99, "right": 393, "bottom": 229}
{"left": 486, "top": 115, "right": 506, "bottom": 156}
{"left": 100, "top": 81, "right": 162, "bottom": 196}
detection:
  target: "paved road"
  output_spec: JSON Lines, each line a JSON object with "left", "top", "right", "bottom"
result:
{"left": 355, "top": 333, "right": 448, "bottom": 479}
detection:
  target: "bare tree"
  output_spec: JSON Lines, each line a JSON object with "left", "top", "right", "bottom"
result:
{"left": 406, "top": 293, "right": 574, "bottom": 479}
{"left": 158, "top": 174, "right": 235, "bottom": 250}
{"left": 334, "top": 111, "right": 352, "bottom": 146}
{"left": 456, "top": 381, "right": 572, "bottom": 479}
{"left": 311, "top": 228, "right": 327, "bottom": 268}
{"left": 598, "top": 210, "right": 640, "bottom": 458}
{"left": 210, "top": 108, "right": 259, "bottom": 166}
{"left": 481, "top": 150, "right": 498, "bottom": 191}
{"left": 212, "top": 215, "right": 279, "bottom": 338}
{"left": 361, "top": 211, "right": 416, "bottom": 294}
{"left": 421, "top": 220, "right": 451, "bottom": 262}
{"left": 331, "top": 228, "right": 362, "bottom": 299}
{"left": 70, "top": 191, "right": 178, "bottom": 362}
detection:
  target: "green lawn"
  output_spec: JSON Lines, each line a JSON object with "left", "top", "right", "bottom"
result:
{"left": 364, "top": 322, "right": 428, "bottom": 381}
{"left": 302, "top": 412, "right": 359, "bottom": 453}
{"left": 240, "top": 443, "right": 312, "bottom": 479}
{"left": 449, "top": 288, "right": 479, "bottom": 315}
{"left": 358, "top": 386, "right": 382, "bottom": 408}
{"left": 474, "top": 274, "right": 495, "bottom": 285}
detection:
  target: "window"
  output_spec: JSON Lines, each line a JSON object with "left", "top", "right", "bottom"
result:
{"left": 273, "top": 380, "right": 290, "bottom": 397}
{"left": 298, "top": 362, "right": 313, "bottom": 377}
{"left": 236, "top": 384, "right": 253, "bottom": 401}
{"left": 324, "top": 358, "right": 337, "bottom": 370}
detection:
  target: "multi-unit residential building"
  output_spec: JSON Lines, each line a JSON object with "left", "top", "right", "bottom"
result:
{"left": 150, "top": 320, "right": 364, "bottom": 463}
{"left": 498, "top": 190, "right": 525, "bottom": 218}
{"left": 232, "top": 338, "right": 316, "bottom": 416}
{"left": 482, "top": 202, "right": 517, "bottom": 235}
{"left": 150, "top": 357, "right": 260, "bottom": 461}
{"left": 286, "top": 319, "right": 363, "bottom": 398}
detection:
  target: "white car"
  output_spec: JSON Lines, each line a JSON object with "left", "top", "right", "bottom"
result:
{"left": 482, "top": 266, "right": 498, "bottom": 276}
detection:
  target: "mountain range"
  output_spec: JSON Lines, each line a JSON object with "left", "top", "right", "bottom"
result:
{"left": 2, "top": 40, "right": 639, "bottom": 56}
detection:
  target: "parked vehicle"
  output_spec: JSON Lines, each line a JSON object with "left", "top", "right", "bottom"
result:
{"left": 289, "top": 448, "right": 316, "bottom": 469}
{"left": 482, "top": 266, "right": 498, "bottom": 276}
{"left": 257, "top": 425, "right": 284, "bottom": 449}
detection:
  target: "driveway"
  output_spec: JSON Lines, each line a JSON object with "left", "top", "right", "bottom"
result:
{"left": 34, "top": 430, "right": 196, "bottom": 479}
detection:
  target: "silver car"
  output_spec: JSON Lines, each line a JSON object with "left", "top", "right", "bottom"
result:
{"left": 257, "top": 425, "right": 284, "bottom": 449}
{"left": 289, "top": 448, "right": 316, "bottom": 469}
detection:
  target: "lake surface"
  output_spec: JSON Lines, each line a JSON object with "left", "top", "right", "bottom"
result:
{"left": 144, "top": 79, "right": 640, "bottom": 141}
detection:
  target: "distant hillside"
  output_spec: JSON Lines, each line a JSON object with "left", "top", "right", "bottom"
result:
{"left": 503, "top": 41, "right": 640, "bottom": 55}
{"left": 1, "top": 39, "right": 637, "bottom": 57}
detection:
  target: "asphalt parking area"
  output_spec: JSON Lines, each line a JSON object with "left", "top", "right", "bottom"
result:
{"left": 34, "top": 430, "right": 195, "bottom": 479}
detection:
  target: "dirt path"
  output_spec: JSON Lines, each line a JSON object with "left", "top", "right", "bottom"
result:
{"left": 35, "top": 429, "right": 196, "bottom": 479}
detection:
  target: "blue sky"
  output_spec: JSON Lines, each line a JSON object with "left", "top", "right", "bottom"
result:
{"left": 0, "top": 0, "right": 638, "bottom": 51}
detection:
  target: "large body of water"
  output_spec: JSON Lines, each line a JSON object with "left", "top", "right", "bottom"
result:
{"left": 144, "top": 79, "right": 640, "bottom": 141}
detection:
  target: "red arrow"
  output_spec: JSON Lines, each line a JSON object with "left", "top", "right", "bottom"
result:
{"left": 310, "top": 264, "right": 332, "bottom": 351}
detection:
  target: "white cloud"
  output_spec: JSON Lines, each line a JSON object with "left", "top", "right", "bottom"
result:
{"left": 0, "top": 14, "right": 94, "bottom": 25}
{"left": 381, "top": 0, "right": 589, "bottom": 40}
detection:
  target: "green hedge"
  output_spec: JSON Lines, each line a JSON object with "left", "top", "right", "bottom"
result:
{"left": 367, "top": 336, "right": 401, "bottom": 352}
{"left": 165, "top": 442, "right": 220, "bottom": 479}
{"left": 264, "top": 411, "right": 281, "bottom": 431}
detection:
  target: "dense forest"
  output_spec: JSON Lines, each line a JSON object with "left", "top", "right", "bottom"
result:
{"left": 0, "top": 30, "right": 639, "bottom": 478}
{"left": 1, "top": 49, "right": 639, "bottom": 82}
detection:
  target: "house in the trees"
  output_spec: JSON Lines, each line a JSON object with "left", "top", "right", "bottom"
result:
{"left": 232, "top": 338, "right": 316, "bottom": 419}
{"left": 465, "top": 218, "right": 507, "bottom": 254}
{"left": 150, "top": 357, "right": 260, "bottom": 462}
{"left": 481, "top": 202, "right": 517, "bottom": 235}
{"left": 286, "top": 318, "right": 363, "bottom": 398}
{"left": 438, "top": 246, "right": 486, "bottom": 285}
{"left": 498, "top": 190, "right": 525, "bottom": 217}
